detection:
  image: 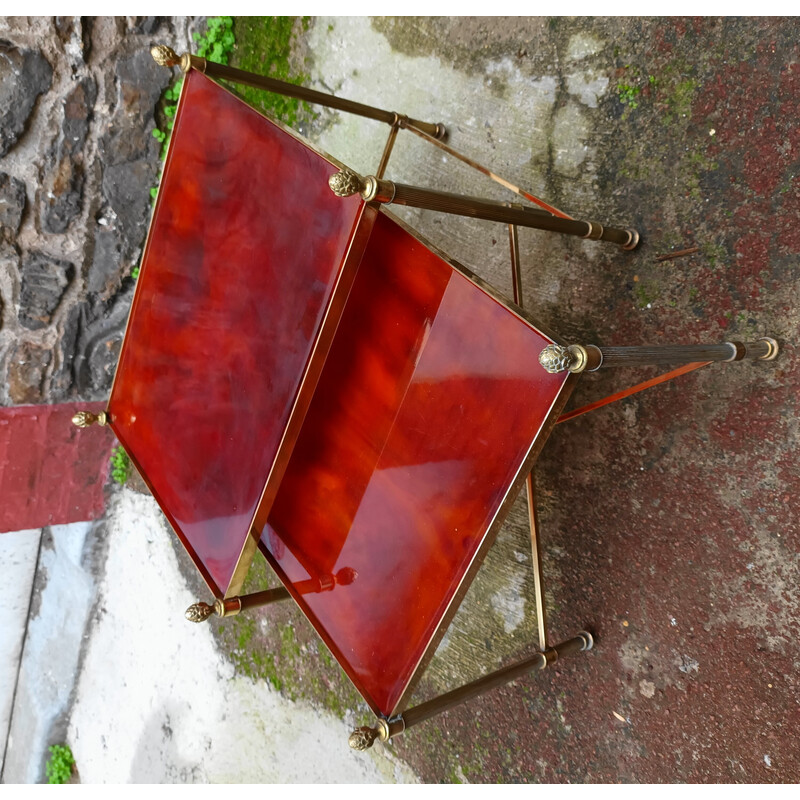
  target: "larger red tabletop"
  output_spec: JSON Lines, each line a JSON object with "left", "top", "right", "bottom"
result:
{"left": 110, "top": 68, "right": 571, "bottom": 718}
{"left": 262, "top": 212, "right": 570, "bottom": 717}
{"left": 108, "top": 70, "right": 365, "bottom": 597}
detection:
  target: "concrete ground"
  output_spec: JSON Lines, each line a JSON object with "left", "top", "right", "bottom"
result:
{"left": 296, "top": 16, "right": 800, "bottom": 783}
{"left": 3, "top": 16, "right": 798, "bottom": 784}
{"left": 1, "top": 494, "right": 417, "bottom": 783}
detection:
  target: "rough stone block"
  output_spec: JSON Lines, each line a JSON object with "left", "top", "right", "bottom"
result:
{"left": 54, "top": 16, "right": 92, "bottom": 70}
{"left": 0, "top": 172, "right": 26, "bottom": 239}
{"left": 6, "top": 340, "right": 51, "bottom": 404}
{"left": 73, "top": 284, "right": 134, "bottom": 398}
{"left": 0, "top": 39, "right": 53, "bottom": 157}
{"left": 98, "top": 48, "right": 168, "bottom": 256}
{"left": 18, "top": 251, "right": 75, "bottom": 331}
{"left": 48, "top": 302, "right": 81, "bottom": 401}
{"left": 100, "top": 49, "right": 167, "bottom": 167}
{"left": 42, "top": 76, "right": 97, "bottom": 234}
{"left": 87, "top": 226, "right": 125, "bottom": 297}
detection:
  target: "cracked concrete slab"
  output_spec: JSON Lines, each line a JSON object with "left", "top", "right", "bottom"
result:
{"left": 2, "top": 522, "right": 99, "bottom": 783}
{"left": 67, "top": 491, "right": 416, "bottom": 784}
{"left": 0, "top": 528, "right": 40, "bottom": 777}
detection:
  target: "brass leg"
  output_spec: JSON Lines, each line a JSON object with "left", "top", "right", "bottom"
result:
{"left": 539, "top": 338, "right": 780, "bottom": 374}
{"left": 349, "top": 632, "right": 593, "bottom": 750}
{"left": 506, "top": 227, "right": 548, "bottom": 651}
{"left": 328, "top": 169, "right": 638, "bottom": 249}
{"left": 185, "top": 586, "right": 290, "bottom": 623}
{"left": 376, "top": 123, "right": 400, "bottom": 179}
{"left": 526, "top": 474, "right": 549, "bottom": 651}
{"left": 151, "top": 45, "right": 446, "bottom": 140}
{"left": 185, "top": 566, "right": 357, "bottom": 622}
{"left": 508, "top": 223, "right": 522, "bottom": 305}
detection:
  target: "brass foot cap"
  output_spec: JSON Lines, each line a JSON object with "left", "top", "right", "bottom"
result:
{"left": 758, "top": 336, "right": 779, "bottom": 360}
{"left": 622, "top": 230, "right": 640, "bottom": 250}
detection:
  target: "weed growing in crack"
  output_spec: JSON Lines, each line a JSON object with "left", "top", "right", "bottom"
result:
{"left": 46, "top": 744, "right": 75, "bottom": 784}
{"left": 110, "top": 445, "right": 131, "bottom": 485}
{"left": 618, "top": 83, "right": 641, "bottom": 109}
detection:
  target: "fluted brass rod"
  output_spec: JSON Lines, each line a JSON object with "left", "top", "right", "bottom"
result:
{"left": 386, "top": 182, "right": 636, "bottom": 246}
{"left": 239, "top": 586, "right": 291, "bottom": 611}
{"left": 348, "top": 632, "right": 593, "bottom": 749}
{"left": 202, "top": 61, "right": 446, "bottom": 139}
{"left": 525, "top": 474, "right": 549, "bottom": 651}
{"left": 507, "top": 230, "right": 548, "bottom": 651}
{"left": 185, "top": 586, "right": 290, "bottom": 623}
{"left": 539, "top": 338, "right": 780, "bottom": 375}
{"left": 597, "top": 340, "right": 779, "bottom": 367}
{"left": 326, "top": 169, "right": 638, "bottom": 249}
{"left": 405, "top": 632, "right": 591, "bottom": 730}
{"left": 508, "top": 223, "right": 522, "bottom": 305}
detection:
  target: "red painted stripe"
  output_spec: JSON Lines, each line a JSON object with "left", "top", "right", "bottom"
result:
{"left": 0, "top": 403, "right": 115, "bottom": 533}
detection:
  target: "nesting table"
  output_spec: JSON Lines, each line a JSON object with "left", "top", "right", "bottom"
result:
{"left": 72, "top": 48, "right": 779, "bottom": 749}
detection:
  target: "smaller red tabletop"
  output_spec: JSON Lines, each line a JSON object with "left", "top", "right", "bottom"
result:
{"left": 108, "top": 70, "right": 365, "bottom": 597}
{"left": 262, "top": 211, "right": 570, "bottom": 717}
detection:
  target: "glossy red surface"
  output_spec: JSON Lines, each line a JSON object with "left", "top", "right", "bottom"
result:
{"left": 262, "top": 212, "right": 569, "bottom": 716}
{"left": 109, "top": 71, "right": 364, "bottom": 596}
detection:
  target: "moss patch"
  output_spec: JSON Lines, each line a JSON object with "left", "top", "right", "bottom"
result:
{"left": 217, "top": 552, "right": 365, "bottom": 719}
{"left": 229, "top": 17, "right": 311, "bottom": 127}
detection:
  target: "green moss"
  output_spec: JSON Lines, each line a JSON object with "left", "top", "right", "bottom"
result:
{"left": 222, "top": 554, "right": 363, "bottom": 717}
{"left": 701, "top": 242, "right": 727, "bottom": 267}
{"left": 229, "top": 612, "right": 284, "bottom": 691}
{"left": 229, "top": 17, "right": 312, "bottom": 127}
{"left": 634, "top": 282, "right": 658, "bottom": 309}
{"left": 668, "top": 78, "right": 699, "bottom": 119}
{"left": 280, "top": 624, "right": 301, "bottom": 659}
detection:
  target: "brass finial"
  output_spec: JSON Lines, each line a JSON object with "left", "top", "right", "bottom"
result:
{"left": 329, "top": 169, "right": 366, "bottom": 197}
{"left": 538, "top": 344, "right": 588, "bottom": 374}
{"left": 72, "top": 410, "right": 108, "bottom": 428}
{"left": 151, "top": 44, "right": 180, "bottom": 67}
{"left": 185, "top": 602, "right": 215, "bottom": 623}
{"left": 348, "top": 726, "right": 380, "bottom": 751}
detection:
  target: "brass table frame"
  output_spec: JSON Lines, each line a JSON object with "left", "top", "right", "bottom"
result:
{"left": 74, "top": 45, "right": 780, "bottom": 751}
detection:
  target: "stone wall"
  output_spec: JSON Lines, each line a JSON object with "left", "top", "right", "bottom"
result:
{"left": 0, "top": 16, "right": 192, "bottom": 407}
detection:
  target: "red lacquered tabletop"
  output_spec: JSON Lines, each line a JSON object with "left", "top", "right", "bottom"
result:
{"left": 108, "top": 70, "right": 365, "bottom": 597}
{"left": 262, "top": 212, "right": 571, "bottom": 716}
{"left": 109, "top": 68, "right": 571, "bottom": 717}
